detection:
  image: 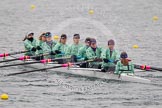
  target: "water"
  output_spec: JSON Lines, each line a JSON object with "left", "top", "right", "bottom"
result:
{"left": 0, "top": 0, "right": 162, "bottom": 107}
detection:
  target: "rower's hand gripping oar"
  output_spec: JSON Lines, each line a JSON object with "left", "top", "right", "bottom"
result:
{"left": 6, "top": 59, "right": 94, "bottom": 76}
{"left": 0, "top": 50, "right": 29, "bottom": 58}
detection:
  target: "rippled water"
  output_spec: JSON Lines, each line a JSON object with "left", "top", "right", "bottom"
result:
{"left": 0, "top": 0, "right": 162, "bottom": 108}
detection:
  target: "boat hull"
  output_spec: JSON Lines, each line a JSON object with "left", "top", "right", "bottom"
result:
{"left": 4, "top": 57, "right": 151, "bottom": 83}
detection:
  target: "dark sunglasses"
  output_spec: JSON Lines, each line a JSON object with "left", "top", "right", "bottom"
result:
{"left": 61, "top": 38, "right": 66, "bottom": 39}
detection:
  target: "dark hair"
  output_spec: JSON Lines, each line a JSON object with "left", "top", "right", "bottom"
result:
{"left": 90, "top": 38, "right": 96, "bottom": 44}
{"left": 108, "top": 39, "right": 115, "bottom": 45}
{"left": 85, "top": 37, "right": 91, "bottom": 42}
{"left": 39, "top": 33, "right": 46, "bottom": 40}
{"left": 23, "top": 35, "right": 28, "bottom": 41}
{"left": 23, "top": 32, "right": 34, "bottom": 41}
{"left": 59, "top": 34, "right": 67, "bottom": 42}
{"left": 73, "top": 34, "right": 80, "bottom": 39}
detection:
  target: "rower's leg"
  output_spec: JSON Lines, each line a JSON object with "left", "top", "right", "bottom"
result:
{"left": 101, "top": 66, "right": 108, "bottom": 72}
{"left": 80, "top": 62, "right": 89, "bottom": 68}
{"left": 107, "top": 66, "right": 115, "bottom": 73}
{"left": 35, "top": 55, "right": 44, "bottom": 60}
{"left": 98, "top": 64, "right": 102, "bottom": 69}
{"left": 90, "top": 63, "right": 101, "bottom": 69}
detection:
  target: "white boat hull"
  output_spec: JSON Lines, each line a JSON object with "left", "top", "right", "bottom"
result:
{"left": 4, "top": 57, "right": 151, "bottom": 84}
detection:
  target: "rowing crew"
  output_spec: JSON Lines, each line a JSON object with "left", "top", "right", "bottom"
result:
{"left": 23, "top": 32, "right": 134, "bottom": 74}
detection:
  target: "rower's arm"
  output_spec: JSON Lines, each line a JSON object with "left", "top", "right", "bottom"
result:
{"left": 66, "top": 45, "right": 72, "bottom": 55}
{"left": 77, "top": 47, "right": 84, "bottom": 57}
{"left": 100, "top": 49, "right": 107, "bottom": 59}
{"left": 24, "top": 40, "right": 34, "bottom": 50}
{"left": 41, "top": 43, "right": 50, "bottom": 54}
{"left": 53, "top": 43, "right": 60, "bottom": 51}
{"left": 86, "top": 49, "right": 97, "bottom": 59}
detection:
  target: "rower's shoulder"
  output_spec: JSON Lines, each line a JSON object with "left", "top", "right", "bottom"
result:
{"left": 55, "top": 42, "right": 61, "bottom": 46}
{"left": 79, "top": 45, "right": 87, "bottom": 52}
{"left": 116, "top": 60, "right": 133, "bottom": 65}
{"left": 86, "top": 47, "right": 91, "bottom": 50}
{"left": 70, "top": 43, "right": 83, "bottom": 47}
{"left": 52, "top": 40, "right": 57, "bottom": 44}
{"left": 97, "top": 47, "right": 103, "bottom": 50}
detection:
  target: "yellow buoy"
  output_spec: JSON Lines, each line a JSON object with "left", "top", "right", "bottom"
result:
{"left": 30, "top": 4, "right": 36, "bottom": 10}
{"left": 1, "top": 93, "right": 9, "bottom": 100}
{"left": 133, "top": 45, "right": 139, "bottom": 48}
{"left": 53, "top": 35, "right": 59, "bottom": 40}
{"left": 152, "top": 16, "right": 158, "bottom": 21}
{"left": 89, "top": 10, "right": 94, "bottom": 15}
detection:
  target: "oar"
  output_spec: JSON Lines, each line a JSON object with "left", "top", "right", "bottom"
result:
{"left": 6, "top": 60, "right": 94, "bottom": 76}
{"left": 0, "top": 53, "right": 49, "bottom": 63}
{"left": 0, "top": 50, "right": 28, "bottom": 57}
{"left": 149, "top": 66, "right": 162, "bottom": 71}
{"left": 134, "top": 64, "right": 162, "bottom": 71}
{"left": 0, "top": 57, "right": 71, "bottom": 68}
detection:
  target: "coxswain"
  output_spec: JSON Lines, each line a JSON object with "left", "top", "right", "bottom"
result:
{"left": 114, "top": 51, "right": 134, "bottom": 74}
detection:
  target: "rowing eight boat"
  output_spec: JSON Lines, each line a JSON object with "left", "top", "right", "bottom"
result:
{"left": 4, "top": 56, "right": 151, "bottom": 84}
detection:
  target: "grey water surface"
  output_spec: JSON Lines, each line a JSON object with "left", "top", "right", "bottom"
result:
{"left": 0, "top": 0, "right": 162, "bottom": 108}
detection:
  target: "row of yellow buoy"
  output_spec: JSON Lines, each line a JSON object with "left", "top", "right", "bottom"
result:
{"left": 30, "top": 4, "right": 94, "bottom": 15}
{"left": 30, "top": 4, "right": 95, "bottom": 15}
{"left": 132, "top": 16, "right": 158, "bottom": 49}
{"left": 30, "top": 4, "right": 159, "bottom": 21}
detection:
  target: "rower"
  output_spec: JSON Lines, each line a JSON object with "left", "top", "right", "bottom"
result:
{"left": 101, "top": 39, "right": 120, "bottom": 72}
{"left": 67, "top": 34, "right": 82, "bottom": 56}
{"left": 114, "top": 52, "right": 134, "bottom": 75}
{"left": 78, "top": 37, "right": 91, "bottom": 59}
{"left": 42, "top": 32, "right": 57, "bottom": 59}
{"left": 36, "top": 32, "right": 46, "bottom": 55}
{"left": 52, "top": 34, "right": 70, "bottom": 63}
{"left": 38, "top": 32, "right": 46, "bottom": 46}
{"left": 53, "top": 34, "right": 69, "bottom": 57}
{"left": 78, "top": 37, "right": 91, "bottom": 67}
{"left": 66, "top": 34, "right": 83, "bottom": 62}
{"left": 23, "top": 32, "right": 38, "bottom": 56}
{"left": 86, "top": 38, "right": 103, "bottom": 69}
